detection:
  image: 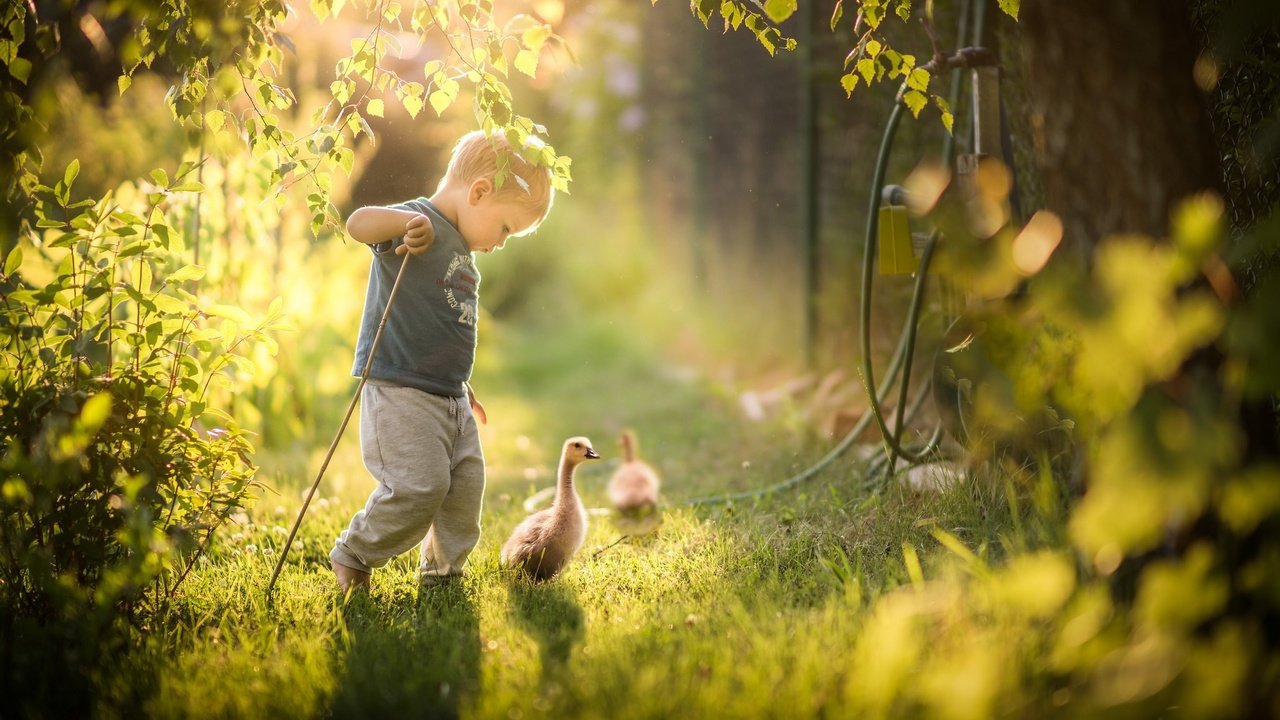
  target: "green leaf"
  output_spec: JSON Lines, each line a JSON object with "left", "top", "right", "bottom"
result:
{"left": 695, "top": 0, "right": 716, "bottom": 24}
{"left": 330, "top": 79, "right": 353, "bottom": 104}
{"left": 7, "top": 289, "right": 37, "bottom": 306}
{"left": 998, "top": 0, "right": 1020, "bottom": 20}
{"left": 840, "top": 72, "right": 858, "bottom": 96}
{"left": 205, "top": 304, "right": 253, "bottom": 324}
{"left": 152, "top": 293, "right": 191, "bottom": 314}
{"left": 356, "top": 114, "right": 374, "bottom": 140}
{"left": 864, "top": 2, "right": 885, "bottom": 29}
{"left": 366, "top": 98, "right": 384, "bottom": 117}
{"left": 205, "top": 109, "right": 225, "bottom": 133}
{"left": 118, "top": 74, "right": 132, "bottom": 95}
{"left": 722, "top": 1, "right": 745, "bottom": 30}
{"left": 755, "top": 26, "right": 779, "bottom": 56}
{"left": 934, "top": 95, "right": 954, "bottom": 133}
{"left": 64, "top": 159, "right": 80, "bottom": 190}
{"left": 903, "top": 89, "right": 927, "bottom": 117}
{"left": 402, "top": 94, "right": 424, "bottom": 118}
{"left": 514, "top": 49, "right": 539, "bottom": 78}
{"left": 522, "top": 24, "right": 552, "bottom": 53}
{"left": 883, "top": 48, "right": 902, "bottom": 74}
{"left": 8, "top": 56, "right": 31, "bottom": 84}
{"left": 150, "top": 168, "right": 169, "bottom": 188}
{"left": 856, "top": 58, "right": 876, "bottom": 84}
{"left": 763, "top": 0, "right": 797, "bottom": 24}
{"left": 138, "top": 259, "right": 153, "bottom": 294}
{"left": 907, "top": 67, "right": 930, "bottom": 92}
{"left": 167, "top": 265, "right": 206, "bottom": 283}
{"left": 830, "top": 0, "right": 843, "bottom": 32}
{"left": 429, "top": 89, "right": 452, "bottom": 115}
{"left": 3, "top": 247, "right": 20, "bottom": 277}
{"left": 79, "top": 393, "right": 113, "bottom": 434}
{"left": 335, "top": 147, "right": 355, "bottom": 174}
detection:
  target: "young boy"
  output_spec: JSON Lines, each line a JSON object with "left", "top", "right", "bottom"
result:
{"left": 329, "top": 130, "right": 553, "bottom": 592}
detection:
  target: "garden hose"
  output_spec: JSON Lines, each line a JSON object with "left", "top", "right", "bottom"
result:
{"left": 859, "top": 0, "right": 997, "bottom": 482}
{"left": 683, "top": 1, "right": 986, "bottom": 509}
{"left": 267, "top": 252, "right": 413, "bottom": 596}
{"left": 684, "top": 305, "right": 932, "bottom": 507}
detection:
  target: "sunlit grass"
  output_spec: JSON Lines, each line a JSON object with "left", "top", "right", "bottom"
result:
{"left": 127, "top": 177, "right": 1066, "bottom": 718}
{"left": 138, "top": 303, "right": 1036, "bottom": 719}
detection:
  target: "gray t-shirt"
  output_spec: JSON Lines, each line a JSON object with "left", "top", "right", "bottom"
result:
{"left": 351, "top": 198, "right": 479, "bottom": 398}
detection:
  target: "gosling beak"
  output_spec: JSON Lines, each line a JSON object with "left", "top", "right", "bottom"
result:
{"left": 585, "top": 448, "right": 601, "bottom": 459}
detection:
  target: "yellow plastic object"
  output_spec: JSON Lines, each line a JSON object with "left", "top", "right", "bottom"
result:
{"left": 878, "top": 204, "right": 918, "bottom": 275}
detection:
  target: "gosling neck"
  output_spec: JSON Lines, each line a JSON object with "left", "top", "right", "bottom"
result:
{"left": 558, "top": 453, "right": 583, "bottom": 504}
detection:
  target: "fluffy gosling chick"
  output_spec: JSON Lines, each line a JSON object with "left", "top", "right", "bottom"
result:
{"left": 501, "top": 436, "right": 600, "bottom": 580}
{"left": 607, "top": 430, "right": 661, "bottom": 516}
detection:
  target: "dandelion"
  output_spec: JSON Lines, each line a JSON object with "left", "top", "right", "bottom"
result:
{"left": 245, "top": 544, "right": 258, "bottom": 554}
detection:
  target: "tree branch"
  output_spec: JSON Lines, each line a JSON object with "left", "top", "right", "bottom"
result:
{"left": 920, "top": 46, "right": 999, "bottom": 74}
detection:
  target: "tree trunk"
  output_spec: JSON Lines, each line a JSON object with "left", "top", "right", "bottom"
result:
{"left": 1016, "top": 0, "right": 1221, "bottom": 255}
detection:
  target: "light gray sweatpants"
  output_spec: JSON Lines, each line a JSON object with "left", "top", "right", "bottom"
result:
{"left": 329, "top": 381, "right": 485, "bottom": 582}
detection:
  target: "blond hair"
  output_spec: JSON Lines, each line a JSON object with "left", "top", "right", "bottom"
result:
{"left": 439, "top": 130, "right": 554, "bottom": 227}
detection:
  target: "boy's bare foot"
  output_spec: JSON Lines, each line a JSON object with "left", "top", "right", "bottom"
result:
{"left": 331, "top": 559, "right": 370, "bottom": 593}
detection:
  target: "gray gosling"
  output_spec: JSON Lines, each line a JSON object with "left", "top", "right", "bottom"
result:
{"left": 501, "top": 436, "right": 600, "bottom": 580}
{"left": 607, "top": 430, "right": 661, "bottom": 516}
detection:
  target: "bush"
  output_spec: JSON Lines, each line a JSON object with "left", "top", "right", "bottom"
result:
{"left": 0, "top": 161, "right": 282, "bottom": 715}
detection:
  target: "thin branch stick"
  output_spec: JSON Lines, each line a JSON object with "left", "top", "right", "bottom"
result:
{"left": 592, "top": 534, "right": 631, "bottom": 560}
{"left": 266, "top": 252, "right": 411, "bottom": 596}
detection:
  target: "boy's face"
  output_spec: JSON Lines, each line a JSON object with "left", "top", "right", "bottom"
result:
{"left": 458, "top": 178, "right": 541, "bottom": 254}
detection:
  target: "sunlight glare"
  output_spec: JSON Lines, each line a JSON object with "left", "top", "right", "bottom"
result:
{"left": 903, "top": 161, "right": 951, "bottom": 216}
{"left": 532, "top": 0, "right": 565, "bottom": 25}
{"left": 1011, "top": 210, "right": 1063, "bottom": 275}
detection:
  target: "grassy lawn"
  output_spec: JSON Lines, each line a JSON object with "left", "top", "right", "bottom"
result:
{"left": 143, "top": 313, "right": 1027, "bottom": 719}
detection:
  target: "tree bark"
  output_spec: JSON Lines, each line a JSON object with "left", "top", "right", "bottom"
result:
{"left": 1017, "top": 0, "right": 1221, "bottom": 255}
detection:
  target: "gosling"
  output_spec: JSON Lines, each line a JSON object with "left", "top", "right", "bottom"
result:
{"left": 607, "top": 430, "right": 661, "bottom": 516}
{"left": 500, "top": 436, "right": 600, "bottom": 580}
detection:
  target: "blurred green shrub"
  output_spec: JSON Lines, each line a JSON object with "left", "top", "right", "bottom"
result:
{"left": 874, "top": 166, "right": 1280, "bottom": 714}
{"left": 0, "top": 161, "right": 282, "bottom": 715}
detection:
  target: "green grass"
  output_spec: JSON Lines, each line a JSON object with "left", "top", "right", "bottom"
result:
{"left": 137, "top": 314, "right": 1028, "bottom": 719}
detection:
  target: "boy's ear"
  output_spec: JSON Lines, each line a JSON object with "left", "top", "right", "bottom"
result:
{"left": 468, "top": 177, "right": 493, "bottom": 205}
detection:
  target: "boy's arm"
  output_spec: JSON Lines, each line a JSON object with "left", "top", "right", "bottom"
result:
{"left": 346, "top": 206, "right": 434, "bottom": 255}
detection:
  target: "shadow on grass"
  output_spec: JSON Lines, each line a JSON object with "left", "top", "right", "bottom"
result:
{"left": 329, "top": 582, "right": 481, "bottom": 720}
{"left": 507, "top": 579, "right": 585, "bottom": 684}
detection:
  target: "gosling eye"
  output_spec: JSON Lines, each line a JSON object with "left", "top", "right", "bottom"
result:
{"left": 572, "top": 442, "right": 581, "bottom": 448}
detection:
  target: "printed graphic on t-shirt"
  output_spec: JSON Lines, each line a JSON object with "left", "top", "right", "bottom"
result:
{"left": 438, "top": 253, "right": 479, "bottom": 326}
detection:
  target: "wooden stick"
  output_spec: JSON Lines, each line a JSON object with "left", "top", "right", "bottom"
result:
{"left": 267, "top": 253, "right": 412, "bottom": 597}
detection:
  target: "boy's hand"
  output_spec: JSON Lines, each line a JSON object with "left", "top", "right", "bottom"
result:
{"left": 466, "top": 383, "right": 487, "bottom": 425}
{"left": 396, "top": 214, "right": 434, "bottom": 255}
